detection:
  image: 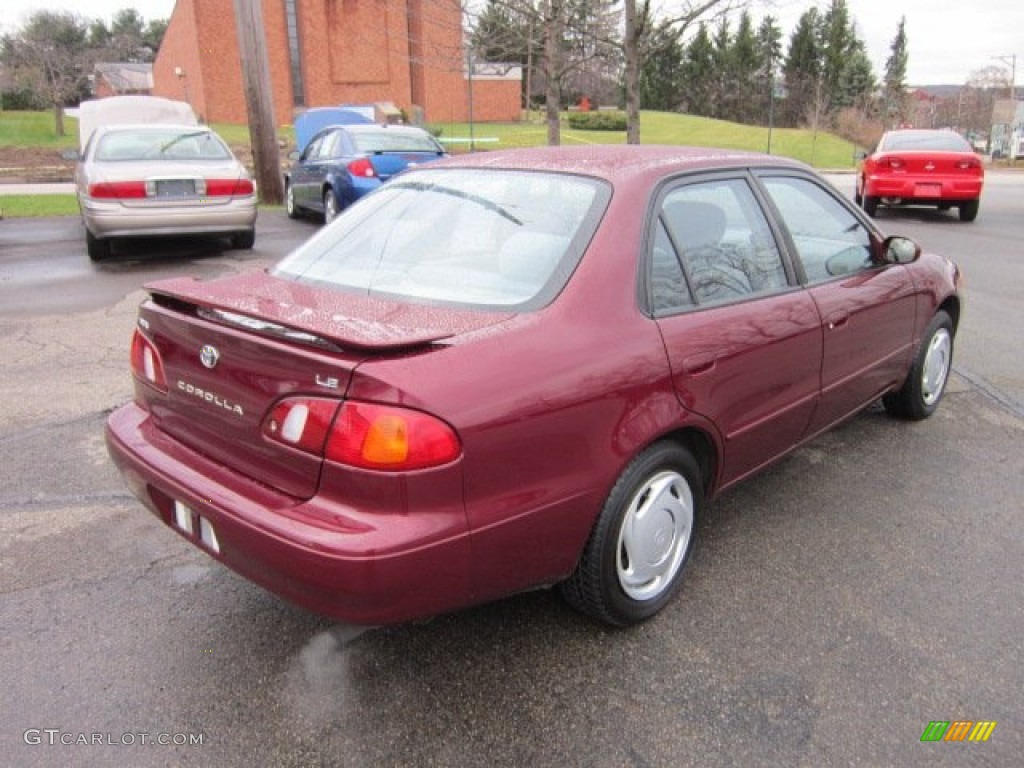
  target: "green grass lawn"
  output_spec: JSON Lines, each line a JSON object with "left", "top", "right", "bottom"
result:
{"left": 1, "top": 108, "right": 861, "bottom": 217}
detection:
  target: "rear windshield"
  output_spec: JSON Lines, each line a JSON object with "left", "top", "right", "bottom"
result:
{"left": 272, "top": 168, "right": 610, "bottom": 310}
{"left": 94, "top": 129, "right": 233, "bottom": 161}
{"left": 879, "top": 131, "right": 972, "bottom": 152}
{"left": 350, "top": 131, "right": 442, "bottom": 154}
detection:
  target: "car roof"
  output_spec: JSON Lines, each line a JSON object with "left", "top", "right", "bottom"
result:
{"left": 421, "top": 145, "right": 807, "bottom": 185}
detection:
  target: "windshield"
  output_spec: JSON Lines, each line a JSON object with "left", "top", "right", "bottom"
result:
{"left": 273, "top": 168, "right": 610, "bottom": 310}
{"left": 879, "top": 131, "right": 972, "bottom": 152}
{"left": 350, "top": 131, "right": 442, "bottom": 154}
{"left": 94, "top": 129, "right": 233, "bottom": 161}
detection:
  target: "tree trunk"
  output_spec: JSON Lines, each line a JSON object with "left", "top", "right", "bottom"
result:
{"left": 54, "top": 103, "right": 65, "bottom": 138}
{"left": 623, "top": 0, "right": 641, "bottom": 144}
{"left": 543, "top": 0, "right": 562, "bottom": 146}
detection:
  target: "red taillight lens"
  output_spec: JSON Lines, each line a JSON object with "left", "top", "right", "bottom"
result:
{"left": 89, "top": 181, "right": 147, "bottom": 199}
{"left": 327, "top": 402, "right": 461, "bottom": 471}
{"left": 882, "top": 156, "right": 905, "bottom": 170}
{"left": 130, "top": 330, "right": 167, "bottom": 392}
{"left": 347, "top": 157, "right": 377, "bottom": 178}
{"left": 263, "top": 397, "right": 341, "bottom": 455}
{"left": 205, "top": 178, "right": 256, "bottom": 196}
{"left": 955, "top": 157, "right": 980, "bottom": 170}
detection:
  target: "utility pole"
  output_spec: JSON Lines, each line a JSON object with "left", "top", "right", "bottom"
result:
{"left": 233, "top": 0, "right": 284, "bottom": 205}
{"left": 994, "top": 54, "right": 1017, "bottom": 102}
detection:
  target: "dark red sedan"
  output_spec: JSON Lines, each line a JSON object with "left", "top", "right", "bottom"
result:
{"left": 106, "top": 146, "right": 962, "bottom": 626}
{"left": 856, "top": 128, "right": 984, "bottom": 221}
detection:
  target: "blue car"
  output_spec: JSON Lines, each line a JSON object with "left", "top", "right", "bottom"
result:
{"left": 284, "top": 124, "right": 447, "bottom": 223}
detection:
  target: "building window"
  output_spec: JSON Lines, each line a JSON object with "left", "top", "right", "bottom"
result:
{"left": 285, "top": 0, "right": 305, "bottom": 107}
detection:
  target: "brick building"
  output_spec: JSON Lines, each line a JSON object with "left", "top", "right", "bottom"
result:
{"left": 152, "top": 0, "right": 520, "bottom": 126}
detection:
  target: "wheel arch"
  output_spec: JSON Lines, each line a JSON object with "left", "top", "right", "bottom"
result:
{"left": 655, "top": 425, "right": 718, "bottom": 500}
{"left": 939, "top": 295, "right": 961, "bottom": 334}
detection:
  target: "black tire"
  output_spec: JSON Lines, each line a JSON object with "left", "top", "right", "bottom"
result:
{"left": 231, "top": 230, "right": 255, "bottom": 250}
{"left": 285, "top": 181, "right": 301, "bottom": 219}
{"left": 883, "top": 310, "right": 954, "bottom": 420}
{"left": 560, "top": 441, "right": 702, "bottom": 626}
{"left": 862, "top": 194, "right": 879, "bottom": 218}
{"left": 959, "top": 199, "right": 979, "bottom": 222}
{"left": 854, "top": 179, "right": 863, "bottom": 206}
{"left": 323, "top": 188, "right": 340, "bottom": 224}
{"left": 86, "top": 230, "right": 111, "bottom": 261}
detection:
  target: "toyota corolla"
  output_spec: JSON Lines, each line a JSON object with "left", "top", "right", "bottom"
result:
{"left": 106, "top": 146, "right": 962, "bottom": 626}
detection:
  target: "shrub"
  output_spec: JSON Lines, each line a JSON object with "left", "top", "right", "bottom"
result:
{"left": 566, "top": 111, "right": 627, "bottom": 131}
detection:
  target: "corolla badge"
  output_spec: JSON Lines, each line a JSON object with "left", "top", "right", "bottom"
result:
{"left": 199, "top": 344, "right": 220, "bottom": 369}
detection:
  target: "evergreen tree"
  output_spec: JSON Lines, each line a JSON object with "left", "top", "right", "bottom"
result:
{"left": 755, "top": 15, "right": 784, "bottom": 126}
{"left": 782, "top": 8, "right": 822, "bottom": 127}
{"left": 680, "top": 22, "right": 714, "bottom": 117}
{"left": 639, "top": 20, "right": 684, "bottom": 111}
{"left": 882, "top": 16, "right": 910, "bottom": 127}
{"left": 710, "top": 16, "right": 733, "bottom": 120}
{"left": 731, "top": 11, "right": 760, "bottom": 124}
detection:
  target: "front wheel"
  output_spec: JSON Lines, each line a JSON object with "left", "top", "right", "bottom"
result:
{"left": 560, "top": 442, "right": 702, "bottom": 626}
{"left": 883, "top": 310, "right": 954, "bottom": 420}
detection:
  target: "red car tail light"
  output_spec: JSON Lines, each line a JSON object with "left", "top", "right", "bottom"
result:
{"left": 89, "top": 181, "right": 148, "bottom": 199}
{"left": 130, "top": 330, "right": 167, "bottom": 392}
{"left": 955, "top": 157, "right": 981, "bottom": 170}
{"left": 881, "top": 156, "right": 905, "bottom": 170}
{"left": 327, "top": 402, "right": 461, "bottom": 471}
{"left": 263, "top": 397, "right": 341, "bottom": 455}
{"left": 347, "top": 158, "right": 377, "bottom": 178}
{"left": 205, "top": 178, "right": 256, "bottom": 196}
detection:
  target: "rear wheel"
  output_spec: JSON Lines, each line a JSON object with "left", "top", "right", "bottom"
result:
{"left": 959, "top": 199, "right": 979, "bottom": 222}
{"left": 560, "top": 442, "right": 701, "bottom": 626}
{"left": 86, "top": 230, "right": 111, "bottom": 261}
{"left": 323, "top": 188, "right": 340, "bottom": 224}
{"left": 231, "top": 230, "right": 255, "bottom": 250}
{"left": 883, "top": 310, "right": 954, "bottom": 420}
{"left": 862, "top": 194, "right": 879, "bottom": 218}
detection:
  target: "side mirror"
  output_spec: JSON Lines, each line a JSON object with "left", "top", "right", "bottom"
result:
{"left": 883, "top": 235, "right": 920, "bottom": 265}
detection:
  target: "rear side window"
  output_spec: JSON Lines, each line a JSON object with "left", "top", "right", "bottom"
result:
{"left": 650, "top": 178, "right": 788, "bottom": 311}
{"left": 273, "top": 168, "right": 610, "bottom": 310}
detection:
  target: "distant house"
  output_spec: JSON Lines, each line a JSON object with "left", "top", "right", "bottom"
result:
{"left": 151, "top": 0, "right": 520, "bottom": 125}
{"left": 991, "top": 99, "right": 1024, "bottom": 158}
{"left": 93, "top": 63, "right": 154, "bottom": 98}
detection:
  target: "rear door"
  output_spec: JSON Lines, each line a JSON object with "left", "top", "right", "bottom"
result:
{"left": 649, "top": 174, "right": 822, "bottom": 488}
{"left": 757, "top": 172, "right": 917, "bottom": 435}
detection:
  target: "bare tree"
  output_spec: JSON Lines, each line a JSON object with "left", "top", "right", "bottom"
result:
{"left": 1, "top": 11, "right": 94, "bottom": 136}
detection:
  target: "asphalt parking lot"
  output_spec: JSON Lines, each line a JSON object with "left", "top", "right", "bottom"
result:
{"left": 1, "top": 178, "right": 1022, "bottom": 766}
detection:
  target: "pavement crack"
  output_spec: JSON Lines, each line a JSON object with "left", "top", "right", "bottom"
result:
{"left": 953, "top": 366, "right": 1024, "bottom": 419}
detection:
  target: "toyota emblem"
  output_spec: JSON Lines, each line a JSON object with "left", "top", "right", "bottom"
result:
{"left": 199, "top": 345, "right": 220, "bottom": 369}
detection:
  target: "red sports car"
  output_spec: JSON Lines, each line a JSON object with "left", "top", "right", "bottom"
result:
{"left": 856, "top": 128, "right": 984, "bottom": 221}
{"left": 106, "top": 146, "right": 962, "bottom": 626}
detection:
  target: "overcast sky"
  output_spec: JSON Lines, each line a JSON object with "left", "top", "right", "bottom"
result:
{"left": 2, "top": 0, "right": 1021, "bottom": 87}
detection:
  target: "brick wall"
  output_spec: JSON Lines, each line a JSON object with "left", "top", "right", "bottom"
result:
{"left": 153, "top": 0, "right": 520, "bottom": 126}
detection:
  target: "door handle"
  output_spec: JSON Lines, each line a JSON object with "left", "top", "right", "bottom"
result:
{"left": 681, "top": 353, "right": 716, "bottom": 375}
{"left": 827, "top": 312, "right": 849, "bottom": 330}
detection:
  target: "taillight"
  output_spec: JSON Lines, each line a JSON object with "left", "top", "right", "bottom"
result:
{"left": 347, "top": 157, "right": 377, "bottom": 178}
{"left": 89, "top": 181, "right": 147, "bottom": 199}
{"left": 263, "top": 397, "right": 341, "bottom": 454}
{"left": 205, "top": 178, "right": 256, "bottom": 196}
{"left": 882, "top": 156, "right": 905, "bottom": 170}
{"left": 955, "top": 157, "right": 980, "bottom": 170}
{"left": 130, "top": 330, "right": 167, "bottom": 392}
{"left": 327, "top": 402, "right": 460, "bottom": 471}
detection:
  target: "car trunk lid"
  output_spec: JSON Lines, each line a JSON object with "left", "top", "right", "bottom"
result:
{"left": 135, "top": 271, "right": 511, "bottom": 499}
{"left": 368, "top": 151, "right": 445, "bottom": 181}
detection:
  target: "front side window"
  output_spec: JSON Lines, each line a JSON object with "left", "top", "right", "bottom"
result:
{"left": 273, "top": 168, "right": 610, "bottom": 310}
{"left": 760, "top": 176, "right": 873, "bottom": 283}
{"left": 653, "top": 178, "right": 788, "bottom": 309}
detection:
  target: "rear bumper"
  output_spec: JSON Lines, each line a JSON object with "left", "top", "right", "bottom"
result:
{"left": 81, "top": 196, "right": 257, "bottom": 239}
{"left": 105, "top": 402, "right": 471, "bottom": 624}
{"left": 863, "top": 174, "right": 982, "bottom": 203}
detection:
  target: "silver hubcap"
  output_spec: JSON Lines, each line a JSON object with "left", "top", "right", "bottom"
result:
{"left": 922, "top": 328, "right": 952, "bottom": 406}
{"left": 286, "top": 185, "right": 294, "bottom": 214}
{"left": 616, "top": 470, "right": 693, "bottom": 601}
